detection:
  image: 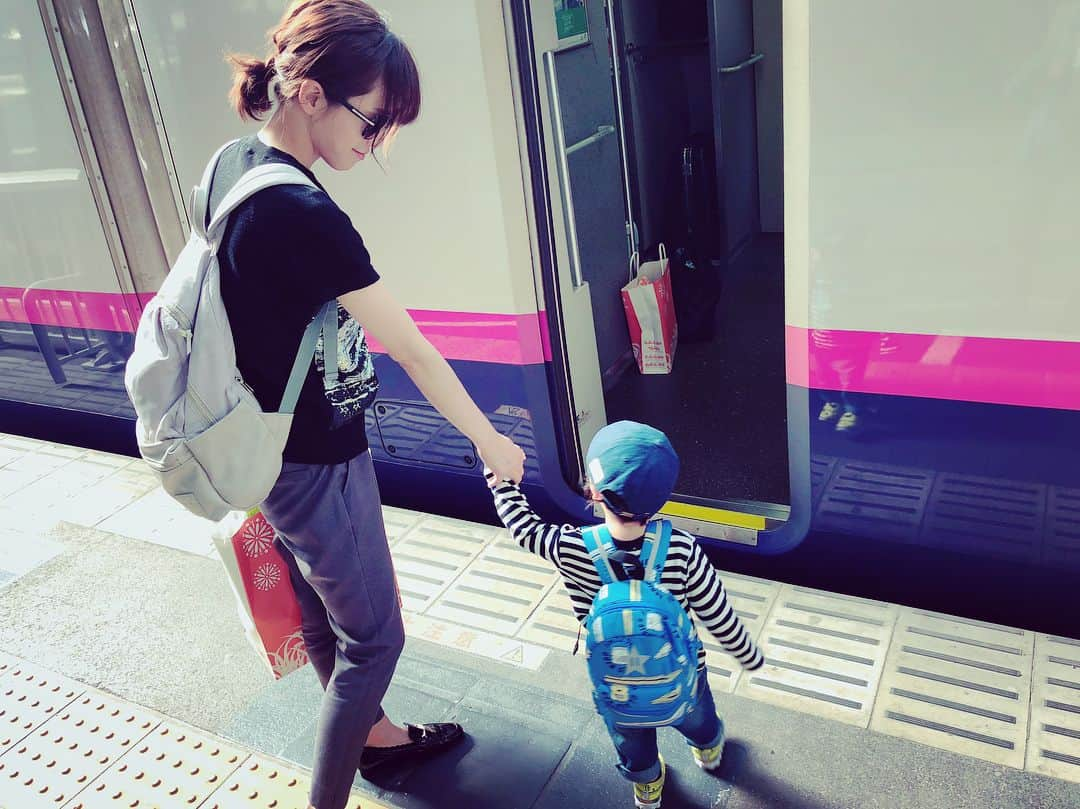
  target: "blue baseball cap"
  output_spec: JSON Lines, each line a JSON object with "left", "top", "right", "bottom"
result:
{"left": 585, "top": 421, "right": 679, "bottom": 521}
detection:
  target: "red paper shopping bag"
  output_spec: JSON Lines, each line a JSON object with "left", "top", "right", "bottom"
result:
{"left": 620, "top": 244, "right": 678, "bottom": 374}
{"left": 212, "top": 510, "right": 406, "bottom": 679}
{"left": 213, "top": 510, "right": 308, "bottom": 679}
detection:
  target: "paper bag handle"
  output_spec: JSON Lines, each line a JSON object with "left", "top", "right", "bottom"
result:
{"left": 629, "top": 244, "right": 667, "bottom": 284}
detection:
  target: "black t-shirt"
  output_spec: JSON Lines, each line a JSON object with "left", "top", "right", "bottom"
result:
{"left": 211, "top": 135, "right": 380, "bottom": 464}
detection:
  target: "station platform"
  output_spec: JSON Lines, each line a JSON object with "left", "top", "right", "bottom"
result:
{"left": 0, "top": 432, "right": 1076, "bottom": 809}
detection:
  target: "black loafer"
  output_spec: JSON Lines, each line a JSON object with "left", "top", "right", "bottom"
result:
{"left": 358, "top": 722, "right": 464, "bottom": 774}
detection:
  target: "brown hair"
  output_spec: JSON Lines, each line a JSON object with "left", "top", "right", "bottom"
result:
{"left": 227, "top": 0, "right": 420, "bottom": 145}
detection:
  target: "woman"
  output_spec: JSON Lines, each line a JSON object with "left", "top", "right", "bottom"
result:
{"left": 217, "top": 3, "right": 526, "bottom": 808}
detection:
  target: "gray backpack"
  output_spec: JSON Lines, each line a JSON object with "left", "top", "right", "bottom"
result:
{"left": 124, "top": 140, "right": 336, "bottom": 521}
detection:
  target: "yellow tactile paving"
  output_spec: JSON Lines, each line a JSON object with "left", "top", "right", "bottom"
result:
{"left": 0, "top": 692, "right": 158, "bottom": 808}
{"left": 67, "top": 720, "right": 247, "bottom": 809}
{"left": 0, "top": 663, "right": 82, "bottom": 757}
{"left": 1026, "top": 635, "right": 1080, "bottom": 784}
{"left": 390, "top": 516, "right": 492, "bottom": 613}
{"left": 204, "top": 753, "right": 387, "bottom": 809}
{"left": 0, "top": 674, "right": 391, "bottom": 809}
{"left": 699, "top": 571, "right": 781, "bottom": 694}
{"left": 737, "top": 586, "right": 898, "bottom": 727}
{"left": 381, "top": 506, "right": 425, "bottom": 546}
{"left": 426, "top": 540, "right": 559, "bottom": 636}
{"left": 518, "top": 587, "right": 581, "bottom": 652}
{"left": 871, "top": 610, "right": 1034, "bottom": 770}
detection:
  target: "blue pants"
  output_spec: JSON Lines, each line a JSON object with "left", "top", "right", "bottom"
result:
{"left": 262, "top": 451, "right": 405, "bottom": 809}
{"left": 603, "top": 673, "right": 725, "bottom": 783}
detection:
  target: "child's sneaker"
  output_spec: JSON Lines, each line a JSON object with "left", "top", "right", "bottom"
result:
{"left": 836, "top": 410, "right": 859, "bottom": 432}
{"left": 690, "top": 738, "right": 725, "bottom": 772}
{"left": 633, "top": 755, "right": 665, "bottom": 808}
{"left": 818, "top": 401, "right": 840, "bottom": 422}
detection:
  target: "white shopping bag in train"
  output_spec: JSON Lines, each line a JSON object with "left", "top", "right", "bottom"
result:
{"left": 620, "top": 244, "right": 678, "bottom": 374}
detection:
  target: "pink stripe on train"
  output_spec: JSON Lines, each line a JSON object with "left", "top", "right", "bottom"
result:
{"left": 0, "top": 287, "right": 551, "bottom": 366}
{"left": 786, "top": 325, "right": 1080, "bottom": 412}
{"left": 5, "top": 286, "right": 1077, "bottom": 409}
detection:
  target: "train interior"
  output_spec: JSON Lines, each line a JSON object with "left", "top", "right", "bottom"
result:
{"left": 542, "top": 0, "right": 789, "bottom": 509}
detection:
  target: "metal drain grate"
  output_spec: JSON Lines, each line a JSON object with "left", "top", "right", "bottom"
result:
{"left": 427, "top": 537, "right": 559, "bottom": 636}
{"left": 69, "top": 720, "right": 247, "bottom": 809}
{"left": 0, "top": 663, "right": 82, "bottom": 757}
{"left": 736, "top": 585, "right": 897, "bottom": 725}
{"left": 0, "top": 692, "right": 158, "bottom": 808}
{"left": 700, "top": 572, "right": 781, "bottom": 694}
{"left": 1026, "top": 635, "right": 1080, "bottom": 783}
{"left": 871, "top": 609, "right": 1034, "bottom": 768}
{"left": 816, "top": 461, "right": 934, "bottom": 543}
{"left": 390, "top": 516, "right": 493, "bottom": 613}
{"left": 924, "top": 473, "right": 1045, "bottom": 563}
{"left": 1046, "top": 487, "right": 1080, "bottom": 570}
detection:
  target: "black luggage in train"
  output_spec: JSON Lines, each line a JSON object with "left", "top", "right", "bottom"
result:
{"left": 669, "top": 133, "right": 723, "bottom": 343}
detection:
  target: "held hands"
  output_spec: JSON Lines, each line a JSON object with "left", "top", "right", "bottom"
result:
{"left": 478, "top": 433, "right": 525, "bottom": 485}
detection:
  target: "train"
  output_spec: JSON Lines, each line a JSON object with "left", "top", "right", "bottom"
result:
{"left": 2, "top": 0, "right": 1077, "bottom": 636}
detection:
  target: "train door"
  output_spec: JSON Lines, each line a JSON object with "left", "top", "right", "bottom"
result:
{"left": 520, "top": 0, "right": 790, "bottom": 543}
{"left": 523, "top": 0, "right": 631, "bottom": 464}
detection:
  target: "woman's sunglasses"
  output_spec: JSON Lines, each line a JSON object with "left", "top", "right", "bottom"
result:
{"left": 339, "top": 99, "right": 388, "bottom": 142}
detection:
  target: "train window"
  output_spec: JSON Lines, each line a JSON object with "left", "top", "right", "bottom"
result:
{"left": 0, "top": 4, "right": 135, "bottom": 420}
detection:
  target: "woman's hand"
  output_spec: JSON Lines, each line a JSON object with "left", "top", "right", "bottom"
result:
{"left": 478, "top": 433, "right": 525, "bottom": 484}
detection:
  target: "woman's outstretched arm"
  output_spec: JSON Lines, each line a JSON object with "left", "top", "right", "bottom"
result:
{"left": 340, "top": 280, "right": 525, "bottom": 482}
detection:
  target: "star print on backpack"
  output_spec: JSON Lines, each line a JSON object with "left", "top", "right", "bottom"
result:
{"left": 581, "top": 519, "right": 703, "bottom": 728}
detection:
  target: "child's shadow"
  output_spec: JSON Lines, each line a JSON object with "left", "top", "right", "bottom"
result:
{"left": 660, "top": 740, "right": 835, "bottom": 809}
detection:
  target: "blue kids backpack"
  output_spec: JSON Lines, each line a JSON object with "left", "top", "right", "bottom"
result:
{"left": 581, "top": 519, "right": 703, "bottom": 727}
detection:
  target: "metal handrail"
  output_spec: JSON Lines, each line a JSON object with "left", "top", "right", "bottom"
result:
{"left": 566, "top": 124, "right": 616, "bottom": 156}
{"left": 543, "top": 51, "right": 584, "bottom": 289}
{"left": 719, "top": 52, "right": 764, "bottom": 74}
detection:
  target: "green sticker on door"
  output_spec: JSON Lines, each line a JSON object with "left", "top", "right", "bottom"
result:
{"left": 554, "top": 0, "right": 587, "bottom": 41}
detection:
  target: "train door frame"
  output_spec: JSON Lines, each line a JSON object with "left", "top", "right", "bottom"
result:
{"left": 506, "top": 0, "right": 806, "bottom": 550}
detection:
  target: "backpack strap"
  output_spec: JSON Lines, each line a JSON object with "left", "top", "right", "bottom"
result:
{"left": 206, "top": 163, "right": 317, "bottom": 239}
{"left": 320, "top": 300, "right": 338, "bottom": 388}
{"left": 581, "top": 525, "right": 618, "bottom": 586}
{"left": 639, "top": 519, "right": 672, "bottom": 584}
{"left": 279, "top": 301, "right": 335, "bottom": 415}
{"left": 190, "top": 139, "right": 240, "bottom": 241}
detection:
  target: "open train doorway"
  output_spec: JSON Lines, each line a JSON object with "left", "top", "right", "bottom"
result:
{"left": 521, "top": 0, "right": 789, "bottom": 536}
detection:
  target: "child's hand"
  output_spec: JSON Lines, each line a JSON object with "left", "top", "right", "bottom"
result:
{"left": 479, "top": 433, "right": 525, "bottom": 484}
{"left": 743, "top": 650, "right": 765, "bottom": 672}
{"left": 483, "top": 467, "right": 499, "bottom": 489}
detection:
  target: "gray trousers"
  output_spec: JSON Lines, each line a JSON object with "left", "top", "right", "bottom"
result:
{"left": 261, "top": 451, "right": 405, "bottom": 809}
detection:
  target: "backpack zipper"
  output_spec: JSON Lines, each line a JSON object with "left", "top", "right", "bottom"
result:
{"left": 160, "top": 302, "right": 215, "bottom": 423}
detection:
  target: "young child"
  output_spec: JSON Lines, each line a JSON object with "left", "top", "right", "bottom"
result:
{"left": 485, "top": 421, "right": 763, "bottom": 808}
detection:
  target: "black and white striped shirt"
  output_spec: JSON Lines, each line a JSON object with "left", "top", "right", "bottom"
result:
{"left": 489, "top": 478, "right": 763, "bottom": 672}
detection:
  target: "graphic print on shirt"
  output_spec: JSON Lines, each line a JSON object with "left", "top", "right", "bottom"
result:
{"left": 314, "top": 303, "right": 379, "bottom": 428}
